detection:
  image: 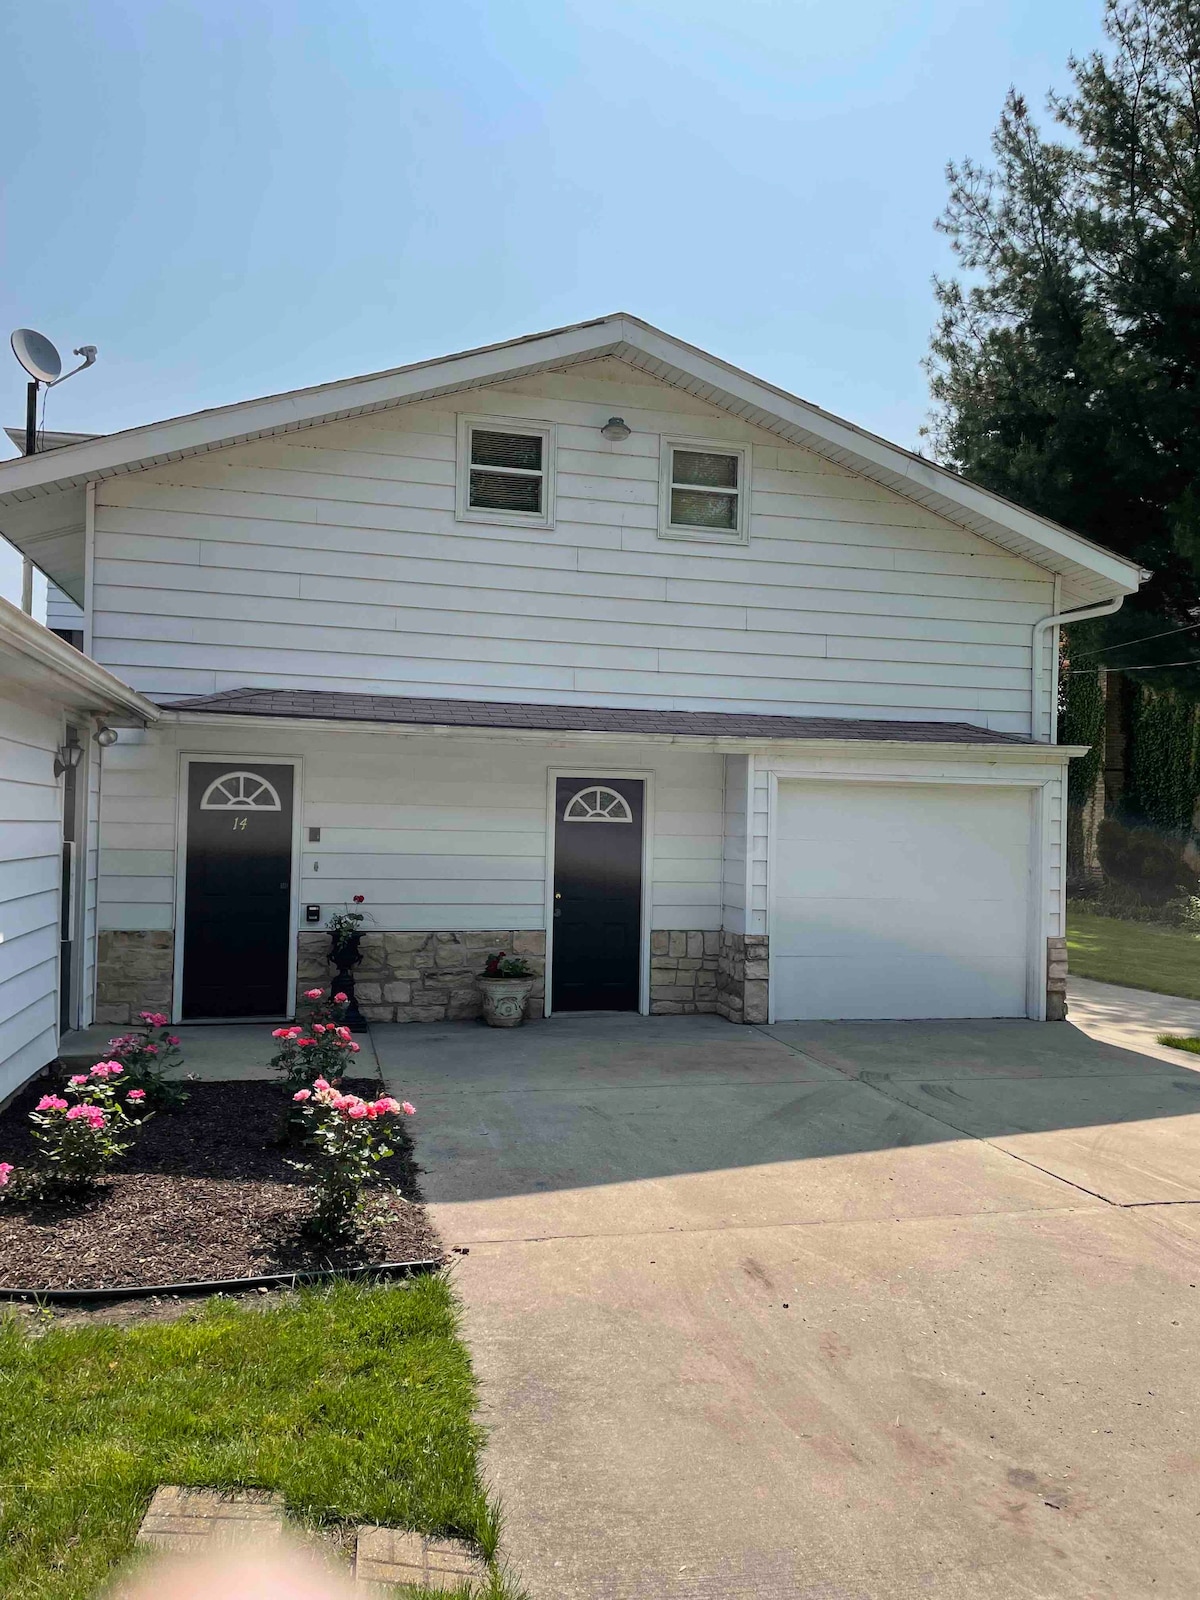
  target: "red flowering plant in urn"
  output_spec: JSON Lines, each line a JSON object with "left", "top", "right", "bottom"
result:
{"left": 326, "top": 894, "right": 368, "bottom": 1030}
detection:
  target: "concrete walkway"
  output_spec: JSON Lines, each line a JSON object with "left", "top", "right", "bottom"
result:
{"left": 1067, "top": 975, "right": 1200, "bottom": 1066}
{"left": 373, "top": 1011, "right": 1200, "bottom": 1600}
{"left": 58, "top": 1022, "right": 380, "bottom": 1078}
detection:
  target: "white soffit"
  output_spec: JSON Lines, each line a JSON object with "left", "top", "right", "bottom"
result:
{"left": 0, "top": 313, "right": 1142, "bottom": 604}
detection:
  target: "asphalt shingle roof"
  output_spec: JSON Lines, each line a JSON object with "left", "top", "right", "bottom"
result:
{"left": 156, "top": 687, "right": 1036, "bottom": 746}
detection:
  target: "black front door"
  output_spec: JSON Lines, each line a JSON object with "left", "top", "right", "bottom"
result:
{"left": 182, "top": 763, "right": 294, "bottom": 1019}
{"left": 552, "top": 777, "right": 643, "bottom": 1012}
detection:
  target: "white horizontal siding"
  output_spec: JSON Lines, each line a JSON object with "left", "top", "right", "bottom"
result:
{"left": 46, "top": 583, "right": 85, "bottom": 636}
{"left": 0, "top": 690, "right": 63, "bottom": 1099}
{"left": 722, "top": 755, "right": 748, "bottom": 936}
{"left": 89, "top": 359, "right": 1056, "bottom": 734}
{"left": 97, "top": 725, "right": 725, "bottom": 939}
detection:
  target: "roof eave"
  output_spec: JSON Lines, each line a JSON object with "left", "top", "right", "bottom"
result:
{"left": 0, "top": 597, "right": 160, "bottom": 721}
{"left": 154, "top": 707, "right": 1080, "bottom": 759}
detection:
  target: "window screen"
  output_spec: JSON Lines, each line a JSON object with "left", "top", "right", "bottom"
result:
{"left": 669, "top": 448, "right": 739, "bottom": 530}
{"left": 469, "top": 428, "right": 544, "bottom": 514}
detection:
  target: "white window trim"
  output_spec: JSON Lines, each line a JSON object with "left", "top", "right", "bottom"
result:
{"left": 456, "top": 414, "right": 556, "bottom": 530}
{"left": 658, "top": 436, "right": 750, "bottom": 545}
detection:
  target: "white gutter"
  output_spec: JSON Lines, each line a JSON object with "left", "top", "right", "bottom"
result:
{"left": 1031, "top": 595, "right": 1125, "bottom": 742}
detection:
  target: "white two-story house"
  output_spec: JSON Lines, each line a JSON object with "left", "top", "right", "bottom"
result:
{"left": 0, "top": 315, "right": 1143, "bottom": 1041}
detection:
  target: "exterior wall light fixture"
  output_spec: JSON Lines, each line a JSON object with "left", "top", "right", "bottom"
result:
{"left": 600, "top": 416, "right": 631, "bottom": 441}
{"left": 53, "top": 729, "right": 83, "bottom": 779}
{"left": 93, "top": 720, "right": 119, "bottom": 748}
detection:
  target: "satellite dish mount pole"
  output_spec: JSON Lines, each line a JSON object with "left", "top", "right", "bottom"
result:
{"left": 24, "top": 378, "right": 37, "bottom": 458}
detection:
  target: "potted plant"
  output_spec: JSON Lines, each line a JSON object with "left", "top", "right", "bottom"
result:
{"left": 326, "top": 897, "right": 368, "bottom": 1031}
{"left": 479, "top": 952, "right": 536, "bottom": 1027}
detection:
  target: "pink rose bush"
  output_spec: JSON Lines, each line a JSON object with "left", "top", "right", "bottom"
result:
{"left": 103, "top": 1011, "right": 187, "bottom": 1109}
{"left": 28, "top": 1060, "right": 149, "bottom": 1190}
{"left": 287, "top": 1077, "right": 415, "bottom": 1240}
{"left": 270, "top": 991, "right": 360, "bottom": 1092}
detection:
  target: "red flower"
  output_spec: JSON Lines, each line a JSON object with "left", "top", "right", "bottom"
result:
{"left": 352, "top": 894, "right": 365, "bottom": 904}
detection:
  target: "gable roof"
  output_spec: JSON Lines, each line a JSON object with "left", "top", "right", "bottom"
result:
{"left": 0, "top": 313, "right": 1143, "bottom": 607}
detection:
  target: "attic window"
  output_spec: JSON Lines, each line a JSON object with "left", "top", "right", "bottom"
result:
{"left": 456, "top": 416, "right": 556, "bottom": 528}
{"left": 659, "top": 438, "right": 750, "bottom": 544}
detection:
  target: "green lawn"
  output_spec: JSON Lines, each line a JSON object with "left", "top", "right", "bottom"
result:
{"left": 0, "top": 1277, "right": 517, "bottom": 1600}
{"left": 1067, "top": 909, "right": 1200, "bottom": 1001}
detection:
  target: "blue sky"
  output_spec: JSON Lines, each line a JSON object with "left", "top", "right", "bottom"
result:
{"left": 0, "top": 0, "right": 1106, "bottom": 607}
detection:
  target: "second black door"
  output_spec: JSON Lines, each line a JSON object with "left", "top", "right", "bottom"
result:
{"left": 182, "top": 763, "right": 294, "bottom": 1019}
{"left": 551, "top": 777, "right": 643, "bottom": 1012}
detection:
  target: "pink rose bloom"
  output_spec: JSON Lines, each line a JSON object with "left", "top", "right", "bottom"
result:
{"left": 401, "top": 1101, "right": 416, "bottom": 1116}
{"left": 348, "top": 1042, "right": 361, "bottom": 1053}
{"left": 126, "top": 1088, "right": 146, "bottom": 1102}
{"left": 144, "top": 1044, "right": 157, "bottom": 1055}
{"left": 372, "top": 1097, "right": 400, "bottom": 1116}
{"left": 66, "top": 1103, "right": 103, "bottom": 1124}
{"left": 168, "top": 1035, "right": 180, "bottom": 1045}
{"left": 336, "top": 1026, "right": 351, "bottom": 1040}
{"left": 271, "top": 1028, "right": 287, "bottom": 1039}
{"left": 333, "top": 992, "right": 348, "bottom": 1004}
{"left": 292, "top": 1088, "right": 312, "bottom": 1101}
{"left": 312, "top": 1078, "right": 330, "bottom": 1093}
{"left": 0, "top": 1162, "right": 12, "bottom": 1186}
{"left": 91, "top": 1060, "right": 123, "bottom": 1077}
{"left": 313, "top": 1023, "right": 326, "bottom": 1034}
{"left": 346, "top": 1102, "right": 369, "bottom": 1120}
{"left": 305, "top": 988, "right": 323, "bottom": 999}
{"left": 69, "top": 1074, "right": 87, "bottom": 1086}
{"left": 36, "top": 1095, "right": 68, "bottom": 1112}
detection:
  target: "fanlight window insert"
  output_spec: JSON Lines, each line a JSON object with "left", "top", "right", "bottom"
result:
{"left": 562, "top": 785, "right": 633, "bottom": 823}
{"left": 200, "top": 771, "right": 283, "bottom": 811}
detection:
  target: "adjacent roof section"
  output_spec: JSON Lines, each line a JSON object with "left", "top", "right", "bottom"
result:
{"left": 158, "top": 686, "right": 1040, "bottom": 748}
{"left": 0, "top": 596, "right": 159, "bottom": 723}
{"left": 0, "top": 314, "right": 1143, "bottom": 609}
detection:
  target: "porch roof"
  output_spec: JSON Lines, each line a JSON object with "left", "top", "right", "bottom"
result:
{"left": 156, "top": 686, "right": 1039, "bottom": 747}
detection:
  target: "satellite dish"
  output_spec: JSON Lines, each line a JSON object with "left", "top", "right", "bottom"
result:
{"left": 11, "top": 328, "right": 62, "bottom": 385}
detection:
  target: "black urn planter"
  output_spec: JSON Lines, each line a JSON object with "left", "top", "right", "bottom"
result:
{"left": 329, "top": 929, "right": 368, "bottom": 1032}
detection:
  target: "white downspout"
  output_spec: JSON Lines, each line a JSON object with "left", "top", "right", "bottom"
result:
{"left": 1031, "top": 595, "right": 1125, "bottom": 742}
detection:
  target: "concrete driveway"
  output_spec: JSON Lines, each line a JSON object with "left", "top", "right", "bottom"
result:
{"left": 374, "top": 1000, "right": 1200, "bottom": 1600}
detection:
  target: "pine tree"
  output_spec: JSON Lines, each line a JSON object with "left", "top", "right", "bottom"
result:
{"left": 927, "top": 0, "right": 1200, "bottom": 681}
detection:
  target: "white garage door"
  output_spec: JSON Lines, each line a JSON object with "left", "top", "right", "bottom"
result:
{"left": 772, "top": 781, "right": 1033, "bottom": 1021}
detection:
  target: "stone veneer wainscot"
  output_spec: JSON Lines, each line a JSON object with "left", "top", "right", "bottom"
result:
{"left": 651, "top": 930, "right": 768, "bottom": 1023}
{"left": 298, "top": 929, "right": 546, "bottom": 1024}
{"left": 95, "top": 930, "right": 175, "bottom": 1026}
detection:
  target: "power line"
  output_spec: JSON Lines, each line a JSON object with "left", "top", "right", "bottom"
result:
{"left": 1065, "top": 658, "right": 1200, "bottom": 674}
{"left": 1069, "top": 617, "right": 1200, "bottom": 660}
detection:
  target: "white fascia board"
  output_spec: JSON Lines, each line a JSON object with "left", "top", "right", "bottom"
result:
{"left": 153, "top": 708, "right": 1080, "bottom": 761}
{"left": 0, "top": 595, "right": 160, "bottom": 721}
{"left": 0, "top": 318, "right": 627, "bottom": 502}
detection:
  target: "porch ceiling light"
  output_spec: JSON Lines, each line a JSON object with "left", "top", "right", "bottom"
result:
{"left": 53, "top": 729, "right": 83, "bottom": 778}
{"left": 93, "top": 719, "right": 119, "bottom": 748}
{"left": 600, "top": 416, "right": 631, "bottom": 441}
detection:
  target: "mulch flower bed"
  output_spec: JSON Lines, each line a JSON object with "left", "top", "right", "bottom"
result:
{"left": 0, "top": 1077, "right": 443, "bottom": 1291}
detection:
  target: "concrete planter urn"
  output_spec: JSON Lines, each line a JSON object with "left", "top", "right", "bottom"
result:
{"left": 479, "top": 977, "right": 534, "bottom": 1028}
